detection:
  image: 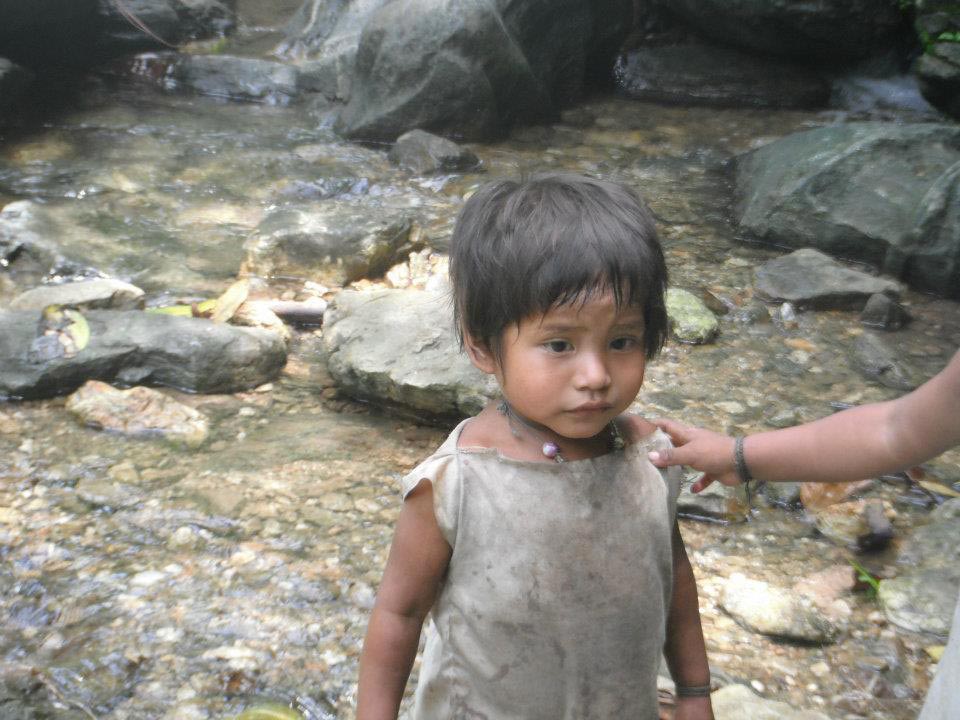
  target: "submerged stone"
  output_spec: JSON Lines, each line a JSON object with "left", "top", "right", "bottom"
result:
{"left": 66, "top": 381, "right": 210, "bottom": 448}
{"left": 666, "top": 288, "right": 719, "bottom": 344}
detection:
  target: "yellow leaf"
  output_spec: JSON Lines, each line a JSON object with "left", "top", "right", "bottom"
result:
{"left": 926, "top": 645, "right": 945, "bottom": 662}
{"left": 212, "top": 279, "right": 250, "bottom": 324}
{"left": 235, "top": 703, "right": 303, "bottom": 720}
{"left": 62, "top": 309, "right": 90, "bottom": 351}
{"left": 147, "top": 305, "right": 194, "bottom": 316}
{"left": 919, "top": 480, "right": 960, "bottom": 498}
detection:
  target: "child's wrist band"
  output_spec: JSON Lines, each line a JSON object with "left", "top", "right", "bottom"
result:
{"left": 675, "top": 683, "right": 712, "bottom": 698}
{"left": 734, "top": 436, "right": 752, "bottom": 485}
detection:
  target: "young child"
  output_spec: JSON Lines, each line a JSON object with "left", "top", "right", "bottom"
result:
{"left": 357, "top": 174, "right": 714, "bottom": 720}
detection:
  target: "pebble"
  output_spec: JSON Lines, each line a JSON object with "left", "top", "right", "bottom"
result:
{"left": 131, "top": 570, "right": 168, "bottom": 587}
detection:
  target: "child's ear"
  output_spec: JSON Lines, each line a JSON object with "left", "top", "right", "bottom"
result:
{"left": 463, "top": 334, "right": 497, "bottom": 375}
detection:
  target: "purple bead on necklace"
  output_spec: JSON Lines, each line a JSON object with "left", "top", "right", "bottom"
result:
{"left": 541, "top": 442, "right": 561, "bottom": 460}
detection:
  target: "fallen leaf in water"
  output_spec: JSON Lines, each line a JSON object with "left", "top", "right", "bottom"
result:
{"left": 918, "top": 480, "right": 960, "bottom": 498}
{"left": 212, "top": 279, "right": 250, "bottom": 323}
{"left": 926, "top": 645, "right": 945, "bottom": 661}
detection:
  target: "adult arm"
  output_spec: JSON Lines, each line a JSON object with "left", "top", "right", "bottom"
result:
{"left": 650, "top": 348, "right": 960, "bottom": 491}
{"left": 356, "top": 482, "right": 452, "bottom": 720}
{"left": 663, "top": 521, "right": 714, "bottom": 720}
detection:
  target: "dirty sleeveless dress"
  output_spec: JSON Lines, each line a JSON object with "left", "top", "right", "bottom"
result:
{"left": 399, "top": 419, "right": 683, "bottom": 720}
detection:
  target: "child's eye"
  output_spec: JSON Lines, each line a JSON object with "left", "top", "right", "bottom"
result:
{"left": 610, "top": 336, "right": 639, "bottom": 351}
{"left": 544, "top": 340, "right": 572, "bottom": 353}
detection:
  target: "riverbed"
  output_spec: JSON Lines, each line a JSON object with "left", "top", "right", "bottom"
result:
{"left": 1, "top": 21, "right": 959, "bottom": 720}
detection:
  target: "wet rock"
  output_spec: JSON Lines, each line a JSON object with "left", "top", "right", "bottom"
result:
{"left": 879, "top": 568, "right": 959, "bottom": 637}
{"left": 334, "top": 0, "right": 552, "bottom": 141}
{"left": 242, "top": 203, "right": 421, "bottom": 286}
{"left": 880, "top": 498, "right": 960, "bottom": 636}
{"left": 0, "top": 0, "right": 234, "bottom": 69}
{"left": 614, "top": 42, "right": 829, "bottom": 110}
{"left": 860, "top": 292, "right": 911, "bottom": 331}
{"left": 736, "top": 123, "right": 960, "bottom": 298}
{"left": 712, "top": 683, "right": 832, "bottom": 720}
{"left": 10, "top": 278, "right": 145, "bottom": 311}
{"left": 648, "top": 0, "right": 902, "bottom": 64}
{"left": 677, "top": 481, "right": 740, "bottom": 521}
{"left": 171, "top": 55, "right": 300, "bottom": 105}
{"left": 388, "top": 130, "right": 481, "bottom": 175}
{"left": 666, "top": 288, "right": 719, "bottom": 344}
{"left": 230, "top": 302, "right": 291, "bottom": 344}
{"left": 76, "top": 477, "right": 143, "bottom": 510}
{"left": 853, "top": 332, "right": 917, "bottom": 390}
{"left": 810, "top": 499, "right": 895, "bottom": 551}
{"left": 0, "top": 200, "right": 87, "bottom": 286}
{"left": 732, "top": 300, "right": 770, "bottom": 325}
{"left": 322, "top": 288, "right": 497, "bottom": 421}
{"left": 0, "top": 310, "right": 287, "bottom": 399}
{"left": 762, "top": 480, "right": 801, "bottom": 506}
{"left": 331, "top": 0, "right": 633, "bottom": 142}
{"left": 915, "top": 0, "right": 960, "bottom": 120}
{"left": 720, "top": 573, "right": 844, "bottom": 643}
{"left": 792, "top": 565, "right": 855, "bottom": 622}
{"left": 754, "top": 249, "right": 901, "bottom": 311}
{"left": 66, "top": 381, "right": 209, "bottom": 448}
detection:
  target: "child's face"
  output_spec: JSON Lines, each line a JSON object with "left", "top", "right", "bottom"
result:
{"left": 470, "top": 291, "right": 647, "bottom": 443}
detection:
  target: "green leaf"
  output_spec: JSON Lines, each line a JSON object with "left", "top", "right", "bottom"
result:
{"left": 62, "top": 309, "right": 90, "bottom": 351}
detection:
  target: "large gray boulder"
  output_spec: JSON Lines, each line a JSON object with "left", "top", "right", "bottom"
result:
{"left": 615, "top": 42, "right": 829, "bottom": 110}
{"left": 650, "top": 0, "right": 904, "bottom": 64}
{"left": 735, "top": 123, "right": 960, "bottom": 299}
{"left": 322, "top": 288, "right": 497, "bottom": 421}
{"left": 171, "top": 55, "right": 300, "bottom": 105}
{"left": 286, "top": 0, "right": 629, "bottom": 128}
{"left": 334, "top": 0, "right": 551, "bottom": 142}
{"left": 0, "top": 0, "right": 235, "bottom": 68}
{"left": 333, "top": 0, "right": 631, "bottom": 142}
{"left": 0, "top": 309, "right": 287, "bottom": 399}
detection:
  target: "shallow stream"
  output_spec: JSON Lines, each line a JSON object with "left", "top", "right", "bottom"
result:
{"left": 1, "top": 11, "right": 959, "bottom": 719}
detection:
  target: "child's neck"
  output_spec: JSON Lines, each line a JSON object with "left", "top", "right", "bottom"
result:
{"left": 497, "top": 400, "right": 624, "bottom": 463}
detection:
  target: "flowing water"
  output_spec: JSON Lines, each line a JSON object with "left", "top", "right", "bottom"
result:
{"left": 1, "top": 14, "right": 959, "bottom": 720}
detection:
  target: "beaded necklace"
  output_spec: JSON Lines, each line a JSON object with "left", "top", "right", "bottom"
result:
{"left": 497, "top": 400, "right": 625, "bottom": 463}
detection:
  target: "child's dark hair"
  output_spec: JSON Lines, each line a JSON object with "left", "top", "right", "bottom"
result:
{"left": 450, "top": 172, "right": 669, "bottom": 361}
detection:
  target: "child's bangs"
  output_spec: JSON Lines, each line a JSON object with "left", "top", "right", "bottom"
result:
{"left": 526, "top": 222, "right": 654, "bottom": 316}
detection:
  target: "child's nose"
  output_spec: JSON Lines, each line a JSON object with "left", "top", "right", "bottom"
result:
{"left": 574, "top": 353, "right": 611, "bottom": 390}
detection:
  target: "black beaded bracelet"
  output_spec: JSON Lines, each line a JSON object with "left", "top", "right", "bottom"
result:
{"left": 675, "top": 684, "right": 712, "bottom": 698}
{"left": 733, "top": 436, "right": 752, "bottom": 485}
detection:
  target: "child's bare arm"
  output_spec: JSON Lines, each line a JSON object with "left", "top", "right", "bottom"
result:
{"left": 357, "top": 482, "right": 452, "bottom": 720}
{"left": 651, "top": 348, "right": 960, "bottom": 491}
{"left": 663, "top": 521, "right": 714, "bottom": 720}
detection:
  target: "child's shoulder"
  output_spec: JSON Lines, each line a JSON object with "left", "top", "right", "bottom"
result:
{"left": 618, "top": 413, "right": 659, "bottom": 446}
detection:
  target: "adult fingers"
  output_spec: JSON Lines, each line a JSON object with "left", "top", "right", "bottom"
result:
{"left": 652, "top": 418, "right": 693, "bottom": 445}
{"left": 648, "top": 443, "right": 693, "bottom": 468}
{"left": 690, "top": 474, "right": 714, "bottom": 494}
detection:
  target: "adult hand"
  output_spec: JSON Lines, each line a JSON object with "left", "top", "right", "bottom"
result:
{"left": 648, "top": 419, "right": 740, "bottom": 493}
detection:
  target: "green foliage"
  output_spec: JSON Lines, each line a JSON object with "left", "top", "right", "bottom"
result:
{"left": 937, "top": 30, "right": 960, "bottom": 43}
{"left": 850, "top": 558, "right": 881, "bottom": 600}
